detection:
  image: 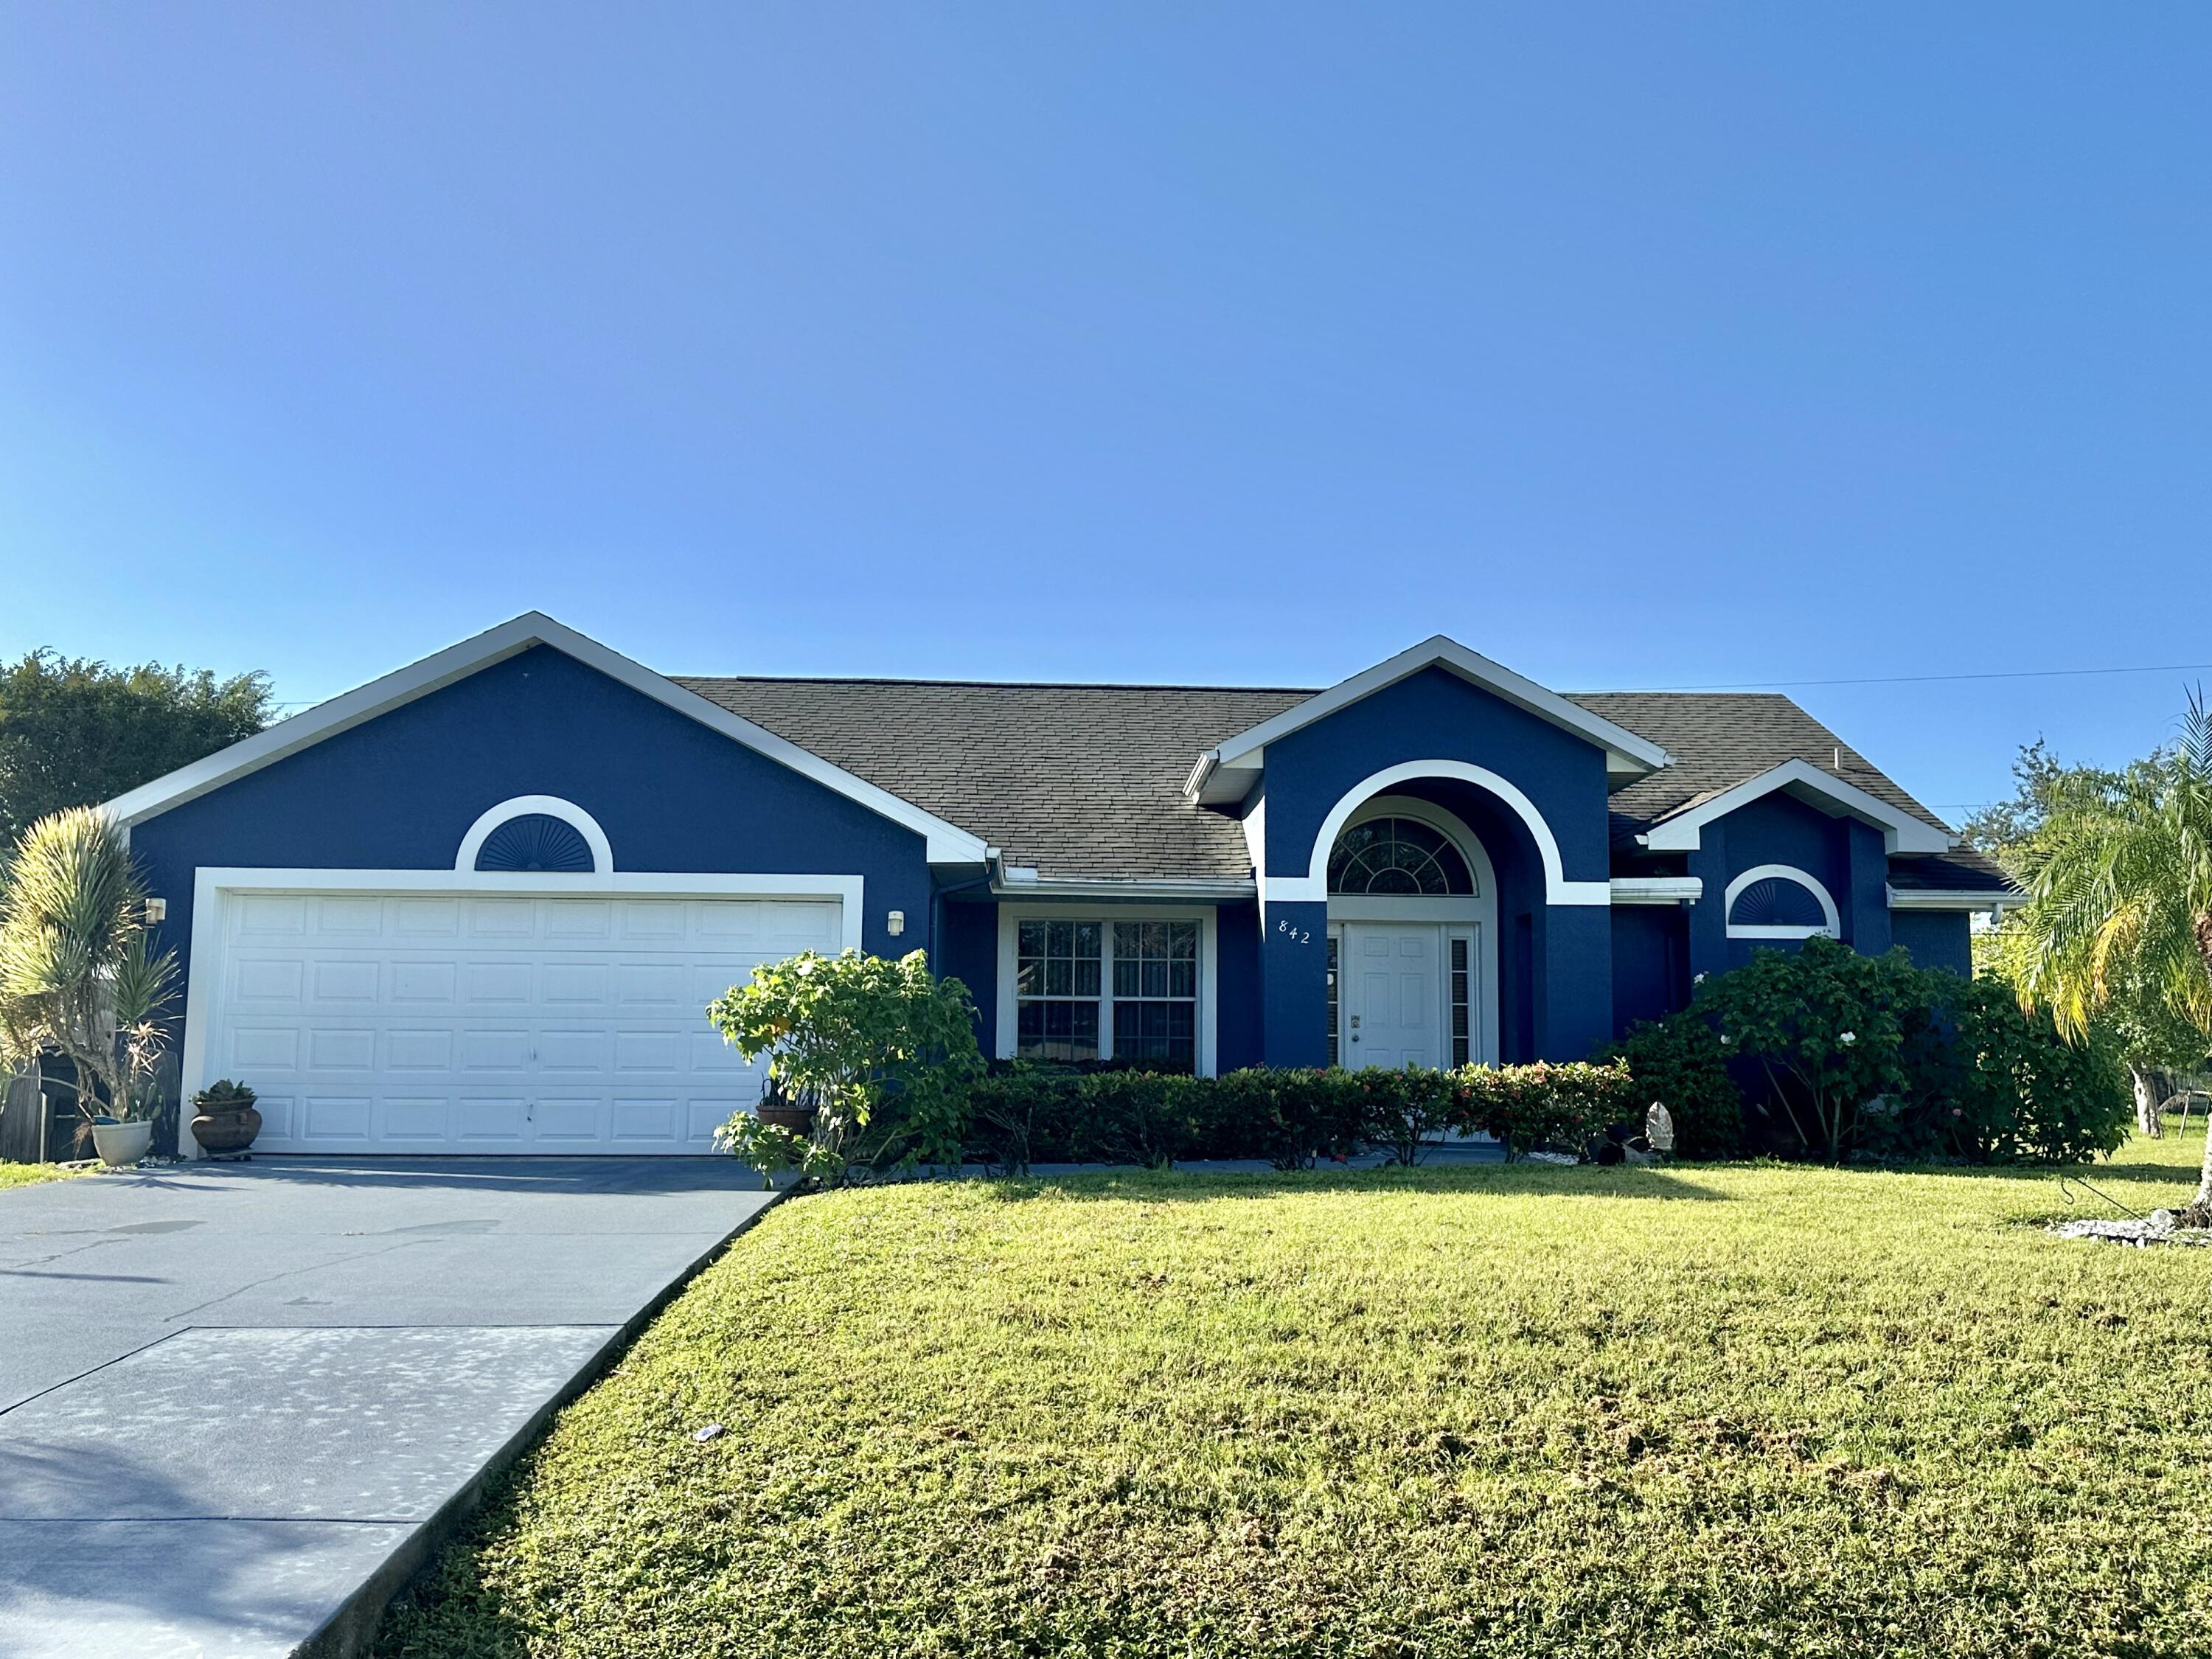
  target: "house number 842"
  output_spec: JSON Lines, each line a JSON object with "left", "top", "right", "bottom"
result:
{"left": 1275, "top": 919, "right": 1312, "bottom": 945}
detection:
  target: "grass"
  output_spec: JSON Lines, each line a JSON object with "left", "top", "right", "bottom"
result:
{"left": 0, "top": 1159, "right": 87, "bottom": 1189}
{"left": 379, "top": 1138, "right": 2212, "bottom": 1659}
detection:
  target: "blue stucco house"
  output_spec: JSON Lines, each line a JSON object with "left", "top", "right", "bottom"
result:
{"left": 107, "top": 613, "right": 2016, "bottom": 1157}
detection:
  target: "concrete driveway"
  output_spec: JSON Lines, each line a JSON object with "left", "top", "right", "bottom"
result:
{"left": 0, "top": 1157, "right": 778, "bottom": 1658}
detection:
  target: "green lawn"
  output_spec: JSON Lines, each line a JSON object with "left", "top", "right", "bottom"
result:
{"left": 0, "top": 1160, "right": 86, "bottom": 1189}
{"left": 380, "top": 1138, "right": 2212, "bottom": 1658}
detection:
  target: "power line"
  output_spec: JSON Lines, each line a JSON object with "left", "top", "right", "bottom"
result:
{"left": 1619, "top": 661, "right": 2212, "bottom": 694}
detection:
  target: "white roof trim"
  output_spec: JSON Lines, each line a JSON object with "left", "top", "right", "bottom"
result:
{"left": 991, "top": 875, "right": 1257, "bottom": 901}
{"left": 1887, "top": 885, "right": 2022, "bottom": 913}
{"left": 1638, "top": 759, "right": 1954, "bottom": 855}
{"left": 100, "top": 611, "right": 992, "bottom": 866}
{"left": 1190, "top": 636, "right": 1670, "bottom": 804}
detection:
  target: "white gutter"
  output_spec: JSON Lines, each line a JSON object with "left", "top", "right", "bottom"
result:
{"left": 1610, "top": 876, "right": 1703, "bottom": 905}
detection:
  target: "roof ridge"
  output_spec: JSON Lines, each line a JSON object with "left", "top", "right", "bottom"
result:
{"left": 674, "top": 674, "right": 1323, "bottom": 694}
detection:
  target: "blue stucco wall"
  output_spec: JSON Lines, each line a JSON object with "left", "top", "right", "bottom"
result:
{"left": 133, "top": 644, "right": 936, "bottom": 1013}
{"left": 1610, "top": 905, "right": 1688, "bottom": 1038}
{"left": 1253, "top": 667, "right": 1615, "bottom": 1063}
{"left": 1214, "top": 899, "right": 1264, "bottom": 1072}
{"left": 936, "top": 897, "right": 1001, "bottom": 1054}
{"left": 1891, "top": 910, "right": 1973, "bottom": 977}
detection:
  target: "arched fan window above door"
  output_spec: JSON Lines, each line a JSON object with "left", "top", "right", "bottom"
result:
{"left": 1327, "top": 817, "right": 1475, "bottom": 895}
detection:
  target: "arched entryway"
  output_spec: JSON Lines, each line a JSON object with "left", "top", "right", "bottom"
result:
{"left": 1324, "top": 795, "right": 1498, "bottom": 1070}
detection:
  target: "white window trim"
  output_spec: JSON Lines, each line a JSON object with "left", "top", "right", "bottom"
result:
{"left": 176, "top": 866, "right": 864, "bottom": 1159}
{"left": 1724, "top": 863, "right": 1841, "bottom": 940}
{"left": 993, "top": 905, "right": 1218, "bottom": 1076}
{"left": 455, "top": 795, "right": 614, "bottom": 875}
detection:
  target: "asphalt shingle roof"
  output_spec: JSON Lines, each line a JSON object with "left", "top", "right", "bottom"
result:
{"left": 675, "top": 675, "right": 2008, "bottom": 888}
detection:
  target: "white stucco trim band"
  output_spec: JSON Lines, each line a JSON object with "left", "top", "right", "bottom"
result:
{"left": 1610, "top": 876, "right": 1703, "bottom": 905}
{"left": 1886, "top": 886, "right": 2023, "bottom": 914}
{"left": 454, "top": 795, "right": 614, "bottom": 874}
{"left": 99, "top": 611, "right": 992, "bottom": 866}
{"left": 1272, "top": 759, "right": 1611, "bottom": 906}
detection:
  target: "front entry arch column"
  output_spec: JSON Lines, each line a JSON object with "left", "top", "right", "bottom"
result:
{"left": 1255, "top": 762, "right": 1613, "bottom": 1068}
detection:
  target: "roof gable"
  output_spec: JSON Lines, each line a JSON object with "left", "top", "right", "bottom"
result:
{"left": 100, "top": 613, "right": 992, "bottom": 865}
{"left": 1638, "top": 759, "right": 1954, "bottom": 855}
{"left": 1187, "top": 636, "right": 1671, "bottom": 804}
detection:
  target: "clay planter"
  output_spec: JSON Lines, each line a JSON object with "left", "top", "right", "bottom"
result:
{"left": 90, "top": 1119, "right": 155, "bottom": 1167}
{"left": 191, "top": 1104, "right": 263, "bottom": 1155}
{"left": 755, "top": 1102, "right": 817, "bottom": 1135}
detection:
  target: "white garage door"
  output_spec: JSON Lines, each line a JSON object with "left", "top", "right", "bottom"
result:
{"left": 205, "top": 891, "right": 842, "bottom": 1154}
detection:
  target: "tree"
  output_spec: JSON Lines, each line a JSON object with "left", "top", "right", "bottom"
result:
{"left": 2008, "top": 693, "right": 2212, "bottom": 1222}
{"left": 0, "top": 650, "right": 272, "bottom": 844}
{"left": 0, "top": 807, "right": 181, "bottom": 1131}
{"left": 1971, "top": 736, "right": 2210, "bottom": 1135}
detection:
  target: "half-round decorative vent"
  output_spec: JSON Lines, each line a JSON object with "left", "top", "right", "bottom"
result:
{"left": 1328, "top": 817, "right": 1475, "bottom": 895}
{"left": 1728, "top": 876, "right": 1829, "bottom": 929}
{"left": 473, "top": 813, "right": 596, "bottom": 873}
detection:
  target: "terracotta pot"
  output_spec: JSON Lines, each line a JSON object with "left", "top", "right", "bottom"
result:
{"left": 756, "top": 1103, "right": 816, "bottom": 1135}
{"left": 90, "top": 1119, "right": 155, "bottom": 1167}
{"left": 191, "top": 1105, "right": 262, "bottom": 1155}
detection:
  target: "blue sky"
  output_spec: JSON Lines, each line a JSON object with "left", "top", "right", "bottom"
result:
{"left": 3, "top": 5, "right": 2207, "bottom": 825}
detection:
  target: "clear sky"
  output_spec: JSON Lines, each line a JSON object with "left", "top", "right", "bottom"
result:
{"left": 4, "top": 5, "right": 2207, "bottom": 826}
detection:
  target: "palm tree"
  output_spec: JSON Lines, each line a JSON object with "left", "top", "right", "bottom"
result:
{"left": 0, "top": 807, "right": 179, "bottom": 1130}
{"left": 2011, "top": 692, "right": 2212, "bottom": 1222}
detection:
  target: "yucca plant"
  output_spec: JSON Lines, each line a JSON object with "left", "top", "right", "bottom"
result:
{"left": 2010, "top": 691, "right": 2212, "bottom": 1220}
{"left": 0, "top": 806, "right": 180, "bottom": 1128}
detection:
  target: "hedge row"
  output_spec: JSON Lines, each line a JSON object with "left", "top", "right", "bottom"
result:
{"left": 963, "top": 1060, "right": 1637, "bottom": 1174}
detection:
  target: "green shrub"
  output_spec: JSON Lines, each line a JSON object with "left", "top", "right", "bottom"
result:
{"left": 1898, "top": 973, "right": 2129, "bottom": 1164}
{"left": 708, "top": 950, "right": 983, "bottom": 1181}
{"left": 1350, "top": 1065, "right": 1465, "bottom": 1165}
{"left": 1629, "top": 937, "right": 2129, "bottom": 1166}
{"left": 1688, "top": 937, "right": 1927, "bottom": 1160}
{"left": 1599, "top": 1018, "right": 1744, "bottom": 1158}
{"left": 1071, "top": 1068, "right": 1203, "bottom": 1168}
{"left": 1198, "top": 1068, "right": 1363, "bottom": 1169}
{"left": 1458, "top": 1060, "right": 1635, "bottom": 1160}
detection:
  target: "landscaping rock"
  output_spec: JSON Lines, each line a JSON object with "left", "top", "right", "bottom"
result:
{"left": 2049, "top": 1210, "right": 2212, "bottom": 1248}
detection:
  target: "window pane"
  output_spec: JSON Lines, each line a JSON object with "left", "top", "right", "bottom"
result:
{"left": 1113, "top": 1000, "right": 1194, "bottom": 1068}
{"left": 1074, "top": 922, "right": 1100, "bottom": 960}
{"left": 1074, "top": 956, "right": 1101, "bottom": 998}
{"left": 1018, "top": 998, "right": 1098, "bottom": 1062}
{"left": 1045, "top": 959, "right": 1071, "bottom": 996}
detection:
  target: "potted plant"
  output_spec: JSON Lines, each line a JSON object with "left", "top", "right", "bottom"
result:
{"left": 189, "top": 1079, "right": 262, "bottom": 1155}
{"left": 752, "top": 1073, "right": 817, "bottom": 1135}
{"left": 0, "top": 808, "right": 181, "bottom": 1170}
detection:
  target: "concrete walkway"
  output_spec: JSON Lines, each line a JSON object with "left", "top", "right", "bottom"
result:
{"left": 0, "top": 1157, "right": 777, "bottom": 1658}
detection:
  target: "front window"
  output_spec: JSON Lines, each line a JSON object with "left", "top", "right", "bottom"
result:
{"left": 1328, "top": 817, "right": 1474, "bottom": 894}
{"left": 1015, "top": 917, "right": 1200, "bottom": 1069}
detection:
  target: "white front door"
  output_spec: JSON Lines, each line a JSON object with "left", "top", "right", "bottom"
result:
{"left": 204, "top": 891, "right": 843, "bottom": 1154}
{"left": 1341, "top": 922, "right": 1444, "bottom": 1070}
